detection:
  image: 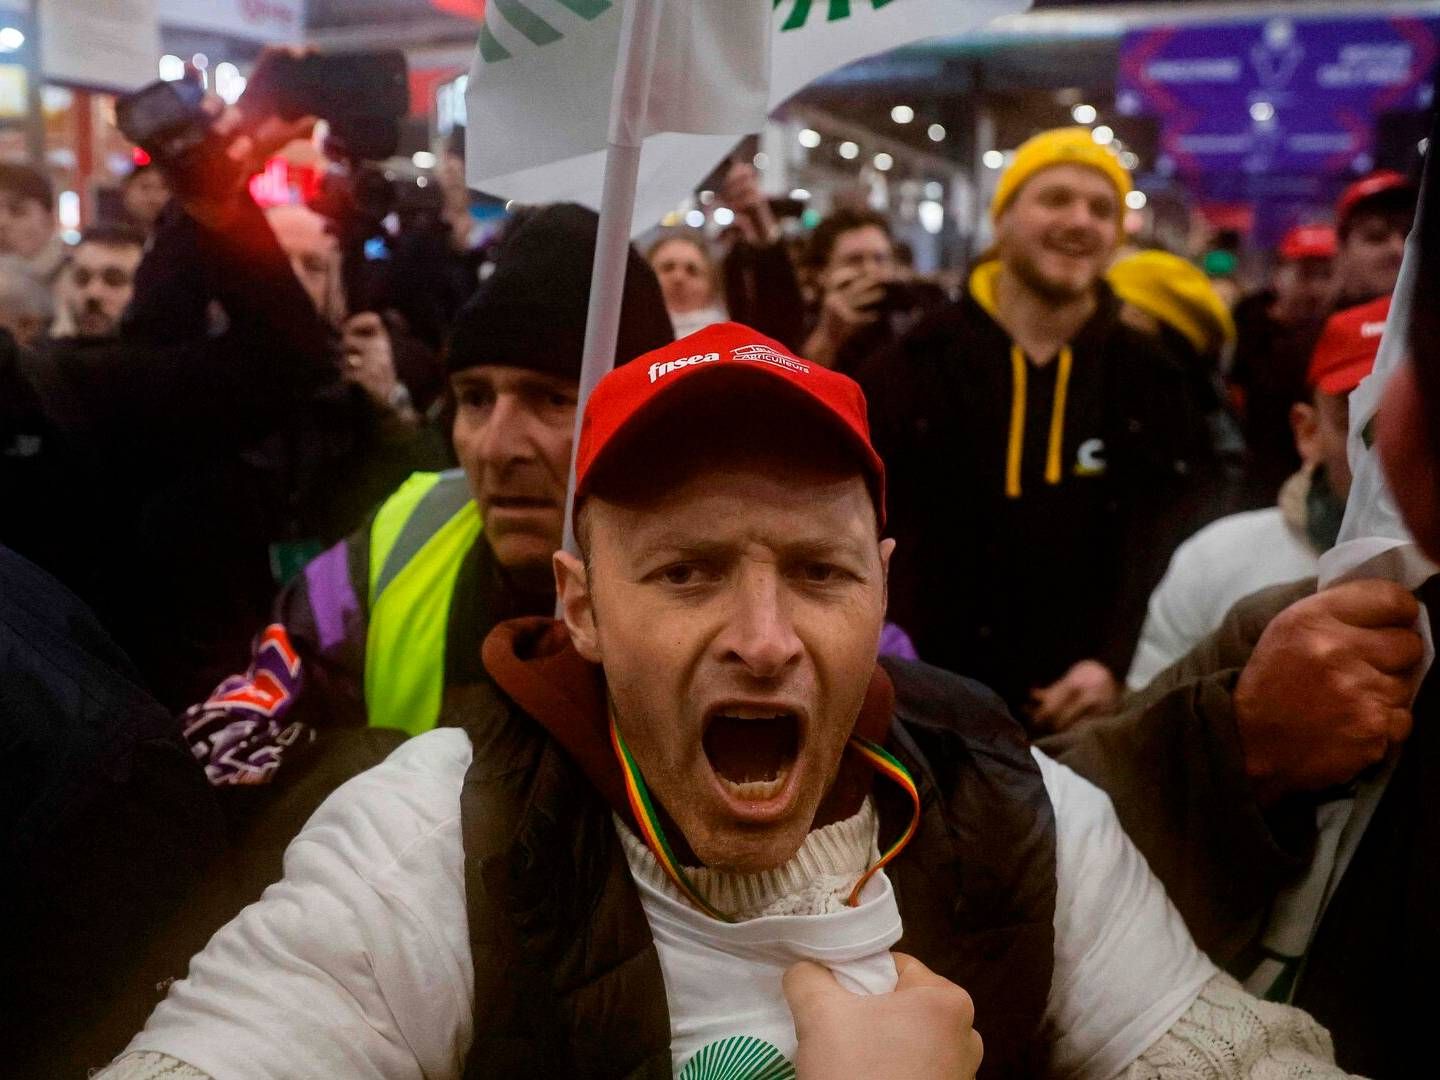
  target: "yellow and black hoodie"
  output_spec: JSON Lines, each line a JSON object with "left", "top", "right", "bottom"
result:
{"left": 854, "top": 260, "right": 1203, "bottom": 708}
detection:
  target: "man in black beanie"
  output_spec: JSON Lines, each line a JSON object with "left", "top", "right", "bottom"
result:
{"left": 180, "top": 202, "right": 673, "bottom": 801}
{"left": 51, "top": 210, "right": 671, "bottom": 1070}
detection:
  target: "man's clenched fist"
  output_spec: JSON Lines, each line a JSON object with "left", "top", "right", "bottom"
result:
{"left": 1235, "top": 578, "right": 1424, "bottom": 803}
{"left": 783, "top": 952, "right": 983, "bottom": 1079}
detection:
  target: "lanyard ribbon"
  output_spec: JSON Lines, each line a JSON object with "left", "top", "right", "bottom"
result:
{"left": 609, "top": 717, "right": 922, "bottom": 922}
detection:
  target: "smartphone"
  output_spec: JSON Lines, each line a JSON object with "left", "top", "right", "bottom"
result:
{"left": 254, "top": 51, "right": 410, "bottom": 123}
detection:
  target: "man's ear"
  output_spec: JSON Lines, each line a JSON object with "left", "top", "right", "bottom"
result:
{"left": 554, "top": 550, "right": 601, "bottom": 662}
{"left": 878, "top": 537, "right": 897, "bottom": 609}
{"left": 1291, "top": 401, "right": 1321, "bottom": 467}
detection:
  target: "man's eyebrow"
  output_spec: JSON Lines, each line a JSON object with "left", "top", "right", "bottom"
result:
{"left": 626, "top": 535, "right": 732, "bottom": 560}
{"left": 449, "top": 370, "right": 489, "bottom": 387}
{"left": 511, "top": 374, "right": 577, "bottom": 397}
{"left": 785, "top": 536, "right": 867, "bottom": 557}
{"left": 626, "top": 532, "right": 867, "bottom": 561}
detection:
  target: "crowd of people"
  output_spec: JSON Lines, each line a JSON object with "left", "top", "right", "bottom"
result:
{"left": 0, "top": 61, "right": 1434, "bottom": 1080}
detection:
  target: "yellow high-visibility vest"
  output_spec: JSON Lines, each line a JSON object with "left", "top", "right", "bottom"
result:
{"left": 363, "top": 469, "right": 483, "bottom": 735}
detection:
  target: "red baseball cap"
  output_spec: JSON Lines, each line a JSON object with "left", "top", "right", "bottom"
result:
{"left": 1278, "top": 224, "right": 1337, "bottom": 262}
{"left": 1309, "top": 294, "right": 1391, "bottom": 395}
{"left": 574, "top": 322, "right": 886, "bottom": 526}
{"left": 1336, "top": 171, "right": 1417, "bottom": 232}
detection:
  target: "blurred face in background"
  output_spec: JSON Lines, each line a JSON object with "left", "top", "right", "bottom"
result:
{"left": 997, "top": 164, "right": 1119, "bottom": 303}
{"left": 265, "top": 204, "right": 345, "bottom": 326}
{"left": 822, "top": 225, "right": 896, "bottom": 288}
{"left": 0, "top": 263, "right": 50, "bottom": 347}
{"left": 0, "top": 194, "right": 55, "bottom": 260}
{"left": 650, "top": 237, "right": 716, "bottom": 315}
{"left": 1291, "top": 389, "right": 1353, "bottom": 502}
{"left": 64, "top": 240, "right": 143, "bottom": 338}
{"left": 1273, "top": 256, "right": 1336, "bottom": 324}
{"left": 122, "top": 168, "right": 171, "bottom": 230}
{"left": 1339, "top": 210, "right": 1409, "bottom": 304}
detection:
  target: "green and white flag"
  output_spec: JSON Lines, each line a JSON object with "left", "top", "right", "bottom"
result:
{"left": 467, "top": 0, "right": 1032, "bottom": 232}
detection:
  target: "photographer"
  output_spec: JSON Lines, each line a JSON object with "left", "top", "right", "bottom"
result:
{"left": 801, "top": 207, "right": 934, "bottom": 373}
{"left": 4, "top": 62, "right": 444, "bottom": 710}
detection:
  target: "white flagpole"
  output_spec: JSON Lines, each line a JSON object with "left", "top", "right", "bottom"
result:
{"left": 558, "top": 0, "right": 664, "bottom": 580}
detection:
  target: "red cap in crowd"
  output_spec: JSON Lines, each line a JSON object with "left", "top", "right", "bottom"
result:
{"left": 1336, "top": 171, "right": 1417, "bottom": 233}
{"left": 574, "top": 322, "right": 887, "bottom": 526}
{"left": 1278, "top": 224, "right": 1337, "bottom": 262}
{"left": 1308, "top": 294, "right": 1391, "bottom": 396}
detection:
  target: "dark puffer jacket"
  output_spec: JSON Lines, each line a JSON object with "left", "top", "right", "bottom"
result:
{"left": 457, "top": 650, "right": 1058, "bottom": 1079}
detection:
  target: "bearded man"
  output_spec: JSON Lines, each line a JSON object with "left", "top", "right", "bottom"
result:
{"left": 857, "top": 127, "right": 1204, "bottom": 732}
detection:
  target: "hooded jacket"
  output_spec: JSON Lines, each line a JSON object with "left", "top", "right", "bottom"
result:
{"left": 855, "top": 264, "right": 1201, "bottom": 706}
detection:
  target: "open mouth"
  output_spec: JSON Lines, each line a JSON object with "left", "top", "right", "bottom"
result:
{"left": 702, "top": 709, "right": 801, "bottom": 802}
{"left": 487, "top": 495, "right": 554, "bottom": 512}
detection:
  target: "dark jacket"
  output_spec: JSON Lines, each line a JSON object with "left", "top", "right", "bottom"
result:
{"left": 8, "top": 196, "right": 446, "bottom": 708}
{"left": 857, "top": 268, "right": 1202, "bottom": 706}
{"left": 459, "top": 627, "right": 1058, "bottom": 1079}
{"left": 1044, "top": 574, "right": 1440, "bottom": 1077}
{"left": 0, "top": 546, "right": 224, "bottom": 1076}
{"left": 722, "top": 237, "right": 807, "bottom": 351}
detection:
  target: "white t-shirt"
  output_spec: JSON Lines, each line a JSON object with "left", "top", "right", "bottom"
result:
{"left": 1127, "top": 507, "right": 1318, "bottom": 690}
{"left": 124, "top": 729, "right": 1215, "bottom": 1079}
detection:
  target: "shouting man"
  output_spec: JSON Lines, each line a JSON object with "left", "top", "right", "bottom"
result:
{"left": 103, "top": 325, "right": 1346, "bottom": 1079}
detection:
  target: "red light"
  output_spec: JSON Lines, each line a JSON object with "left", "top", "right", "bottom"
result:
{"left": 132, "top": 147, "right": 152, "bottom": 166}
{"left": 249, "top": 157, "right": 292, "bottom": 207}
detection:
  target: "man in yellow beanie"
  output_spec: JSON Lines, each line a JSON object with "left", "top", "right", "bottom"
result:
{"left": 855, "top": 127, "right": 1205, "bottom": 732}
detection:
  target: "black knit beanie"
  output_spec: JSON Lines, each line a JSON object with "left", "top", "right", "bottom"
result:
{"left": 446, "top": 203, "right": 674, "bottom": 379}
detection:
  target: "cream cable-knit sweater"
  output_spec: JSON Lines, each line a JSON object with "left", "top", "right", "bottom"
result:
{"left": 614, "top": 799, "right": 882, "bottom": 920}
{"left": 102, "top": 802, "right": 1355, "bottom": 1080}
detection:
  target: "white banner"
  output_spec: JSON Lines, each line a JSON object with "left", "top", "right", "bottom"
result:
{"left": 468, "top": 0, "right": 1033, "bottom": 233}
{"left": 39, "top": 0, "right": 162, "bottom": 92}
{"left": 467, "top": 1, "right": 770, "bottom": 182}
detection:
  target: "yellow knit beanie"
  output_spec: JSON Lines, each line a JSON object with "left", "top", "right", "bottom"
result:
{"left": 1107, "top": 250, "right": 1237, "bottom": 357}
{"left": 991, "top": 127, "right": 1133, "bottom": 221}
